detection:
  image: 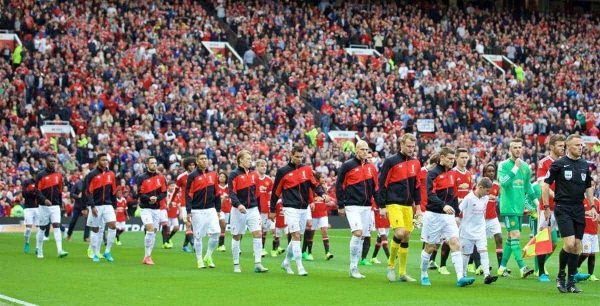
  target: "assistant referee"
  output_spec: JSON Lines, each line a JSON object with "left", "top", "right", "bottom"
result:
{"left": 542, "top": 134, "right": 598, "bottom": 293}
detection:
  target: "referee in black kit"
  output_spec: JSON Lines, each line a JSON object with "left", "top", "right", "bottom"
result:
{"left": 542, "top": 134, "right": 598, "bottom": 293}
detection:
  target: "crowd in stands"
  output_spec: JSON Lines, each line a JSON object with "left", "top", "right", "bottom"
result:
{"left": 0, "top": 0, "right": 599, "bottom": 216}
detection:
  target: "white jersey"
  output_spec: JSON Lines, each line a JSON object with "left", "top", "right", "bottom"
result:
{"left": 459, "top": 191, "right": 488, "bottom": 240}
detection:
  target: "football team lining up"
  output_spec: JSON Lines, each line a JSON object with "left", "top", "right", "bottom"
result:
{"left": 21, "top": 133, "right": 599, "bottom": 293}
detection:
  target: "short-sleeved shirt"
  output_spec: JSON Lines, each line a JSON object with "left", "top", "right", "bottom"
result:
{"left": 544, "top": 156, "right": 592, "bottom": 206}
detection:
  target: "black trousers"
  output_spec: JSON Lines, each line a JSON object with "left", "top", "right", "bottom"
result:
{"left": 67, "top": 206, "right": 91, "bottom": 240}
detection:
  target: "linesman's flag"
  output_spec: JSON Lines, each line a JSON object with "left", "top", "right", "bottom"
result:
{"left": 522, "top": 227, "right": 553, "bottom": 258}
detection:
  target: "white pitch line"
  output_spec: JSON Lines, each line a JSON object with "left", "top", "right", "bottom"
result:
{"left": 0, "top": 294, "right": 38, "bottom": 306}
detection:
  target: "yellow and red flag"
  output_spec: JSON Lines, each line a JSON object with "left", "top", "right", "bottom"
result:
{"left": 522, "top": 227, "right": 553, "bottom": 258}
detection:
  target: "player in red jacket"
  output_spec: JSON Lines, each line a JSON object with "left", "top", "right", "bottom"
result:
{"left": 217, "top": 171, "right": 231, "bottom": 252}
{"left": 115, "top": 189, "right": 128, "bottom": 245}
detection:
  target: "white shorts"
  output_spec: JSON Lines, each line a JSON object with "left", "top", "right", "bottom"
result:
{"left": 283, "top": 207, "right": 310, "bottom": 234}
{"left": 179, "top": 207, "right": 187, "bottom": 221}
{"left": 421, "top": 211, "right": 459, "bottom": 245}
{"left": 461, "top": 237, "right": 488, "bottom": 254}
{"left": 116, "top": 221, "right": 126, "bottom": 230}
{"left": 191, "top": 208, "right": 221, "bottom": 237}
{"left": 230, "top": 207, "right": 261, "bottom": 235}
{"left": 24, "top": 208, "right": 38, "bottom": 226}
{"left": 37, "top": 205, "right": 61, "bottom": 226}
{"left": 159, "top": 209, "right": 168, "bottom": 224}
{"left": 485, "top": 218, "right": 502, "bottom": 238}
{"left": 221, "top": 212, "right": 230, "bottom": 223}
{"left": 260, "top": 213, "right": 273, "bottom": 232}
{"left": 276, "top": 226, "right": 288, "bottom": 237}
{"left": 537, "top": 209, "right": 558, "bottom": 232}
{"left": 582, "top": 234, "right": 599, "bottom": 254}
{"left": 312, "top": 216, "right": 329, "bottom": 229}
{"left": 169, "top": 218, "right": 179, "bottom": 228}
{"left": 86, "top": 205, "right": 117, "bottom": 227}
{"left": 140, "top": 208, "right": 161, "bottom": 229}
{"left": 377, "top": 228, "right": 389, "bottom": 237}
{"left": 345, "top": 206, "right": 373, "bottom": 235}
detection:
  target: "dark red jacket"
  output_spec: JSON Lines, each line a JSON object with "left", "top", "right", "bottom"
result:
{"left": 335, "top": 157, "right": 378, "bottom": 208}
{"left": 186, "top": 169, "right": 220, "bottom": 212}
{"left": 136, "top": 171, "right": 167, "bottom": 209}
{"left": 270, "top": 162, "right": 324, "bottom": 212}
{"left": 426, "top": 164, "right": 458, "bottom": 215}
{"left": 83, "top": 167, "right": 117, "bottom": 208}
{"left": 36, "top": 168, "right": 63, "bottom": 206}
{"left": 228, "top": 167, "right": 259, "bottom": 209}
{"left": 22, "top": 178, "right": 38, "bottom": 208}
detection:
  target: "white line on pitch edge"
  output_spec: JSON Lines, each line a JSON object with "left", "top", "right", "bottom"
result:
{"left": 0, "top": 294, "right": 38, "bottom": 306}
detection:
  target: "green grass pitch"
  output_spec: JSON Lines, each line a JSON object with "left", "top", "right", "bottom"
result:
{"left": 1, "top": 228, "right": 599, "bottom": 305}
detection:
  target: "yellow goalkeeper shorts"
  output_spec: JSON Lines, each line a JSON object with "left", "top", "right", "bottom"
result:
{"left": 386, "top": 204, "right": 414, "bottom": 232}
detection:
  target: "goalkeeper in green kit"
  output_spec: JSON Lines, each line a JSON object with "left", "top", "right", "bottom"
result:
{"left": 497, "top": 139, "right": 537, "bottom": 278}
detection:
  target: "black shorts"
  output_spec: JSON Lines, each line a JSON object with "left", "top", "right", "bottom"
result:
{"left": 554, "top": 204, "right": 585, "bottom": 240}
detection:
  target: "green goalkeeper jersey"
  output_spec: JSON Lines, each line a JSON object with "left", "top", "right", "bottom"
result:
{"left": 497, "top": 158, "right": 537, "bottom": 216}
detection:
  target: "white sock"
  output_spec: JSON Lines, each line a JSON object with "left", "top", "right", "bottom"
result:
{"left": 90, "top": 231, "right": 99, "bottom": 256}
{"left": 53, "top": 227, "right": 63, "bottom": 253}
{"left": 462, "top": 254, "right": 470, "bottom": 277}
{"left": 350, "top": 235, "right": 362, "bottom": 270}
{"left": 232, "top": 239, "right": 240, "bottom": 265}
{"left": 451, "top": 251, "right": 464, "bottom": 280}
{"left": 206, "top": 233, "right": 219, "bottom": 258}
{"left": 253, "top": 238, "right": 263, "bottom": 264}
{"left": 285, "top": 242, "right": 293, "bottom": 261}
{"left": 292, "top": 240, "right": 304, "bottom": 270}
{"left": 105, "top": 228, "right": 116, "bottom": 253}
{"left": 421, "top": 250, "right": 431, "bottom": 277}
{"left": 144, "top": 232, "right": 155, "bottom": 257}
{"left": 25, "top": 227, "right": 32, "bottom": 243}
{"left": 194, "top": 236, "right": 203, "bottom": 261}
{"left": 95, "top": 231, "right": 104, "bottom": 256}
{"left": 36, "top": 229, "right": 44, "bottom": 252}
{"left": 480, "top": 252, "right": 490, "bottom": 277}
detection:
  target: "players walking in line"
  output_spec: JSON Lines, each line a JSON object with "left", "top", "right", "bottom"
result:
{"left": 579, "top": 181, "right": 599, "bottom": 281}
{"left": 535, "top": 134, "right": 565, "bottom": 282}
{"left": 420, "top": 147, "right": 474, "bottom": 287}
{"left": 229, "top": 150, "right": 268, "bottom": 273}
{"left": 136, "top": 156, "right": 168, "bottom": 265}
{"left": 84, "top": 153, "right": 118, "bottom": 262}
{"left": 22, "top": 173, "right": 38, "bottom": 254}
{"left": 459, "top": 177, "right": 498, "bottom": 285}
{"left": 336, "top": 140, "right": 378, "bottom": 279}
{"left": 35, "top": 155, "right": 69, "bottom": 259}
{"left": 271, "top": 145, "right": 326, "bottom": 276}
{"left": 377, "top": 134, "right": 421, "bottom": 282}
{"left": 186, "top": 152, "right": 221, "bottom": 269}
{"left": 177, "top": 157, "right": 196, "bottom": 253}
{"left": 543, "top": 134, "right": 596, "bottom": 293}
{"left": 217, "top": 171, "right": 230, "bottom": 252}
{"left": 497, "top": 139, "right": 536, "bottom": 278}
{"left": 256, "top": 159, "right": 274, "bottom": 258}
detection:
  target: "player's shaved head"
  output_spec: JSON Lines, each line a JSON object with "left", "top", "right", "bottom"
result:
{"left": 356, "top": 140, "right": 369, "bottom": 150}
{"left": 355, "top": 140, "right": 370, "bottom": 161}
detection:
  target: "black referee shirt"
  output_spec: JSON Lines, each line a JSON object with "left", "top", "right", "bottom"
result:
{"left": 544, "top": 156, "right": 592, "bottom": 205}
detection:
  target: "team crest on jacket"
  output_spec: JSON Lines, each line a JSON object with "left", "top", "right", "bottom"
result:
{"left": 581, "top": 173, "right": 586, "bottom": 181}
